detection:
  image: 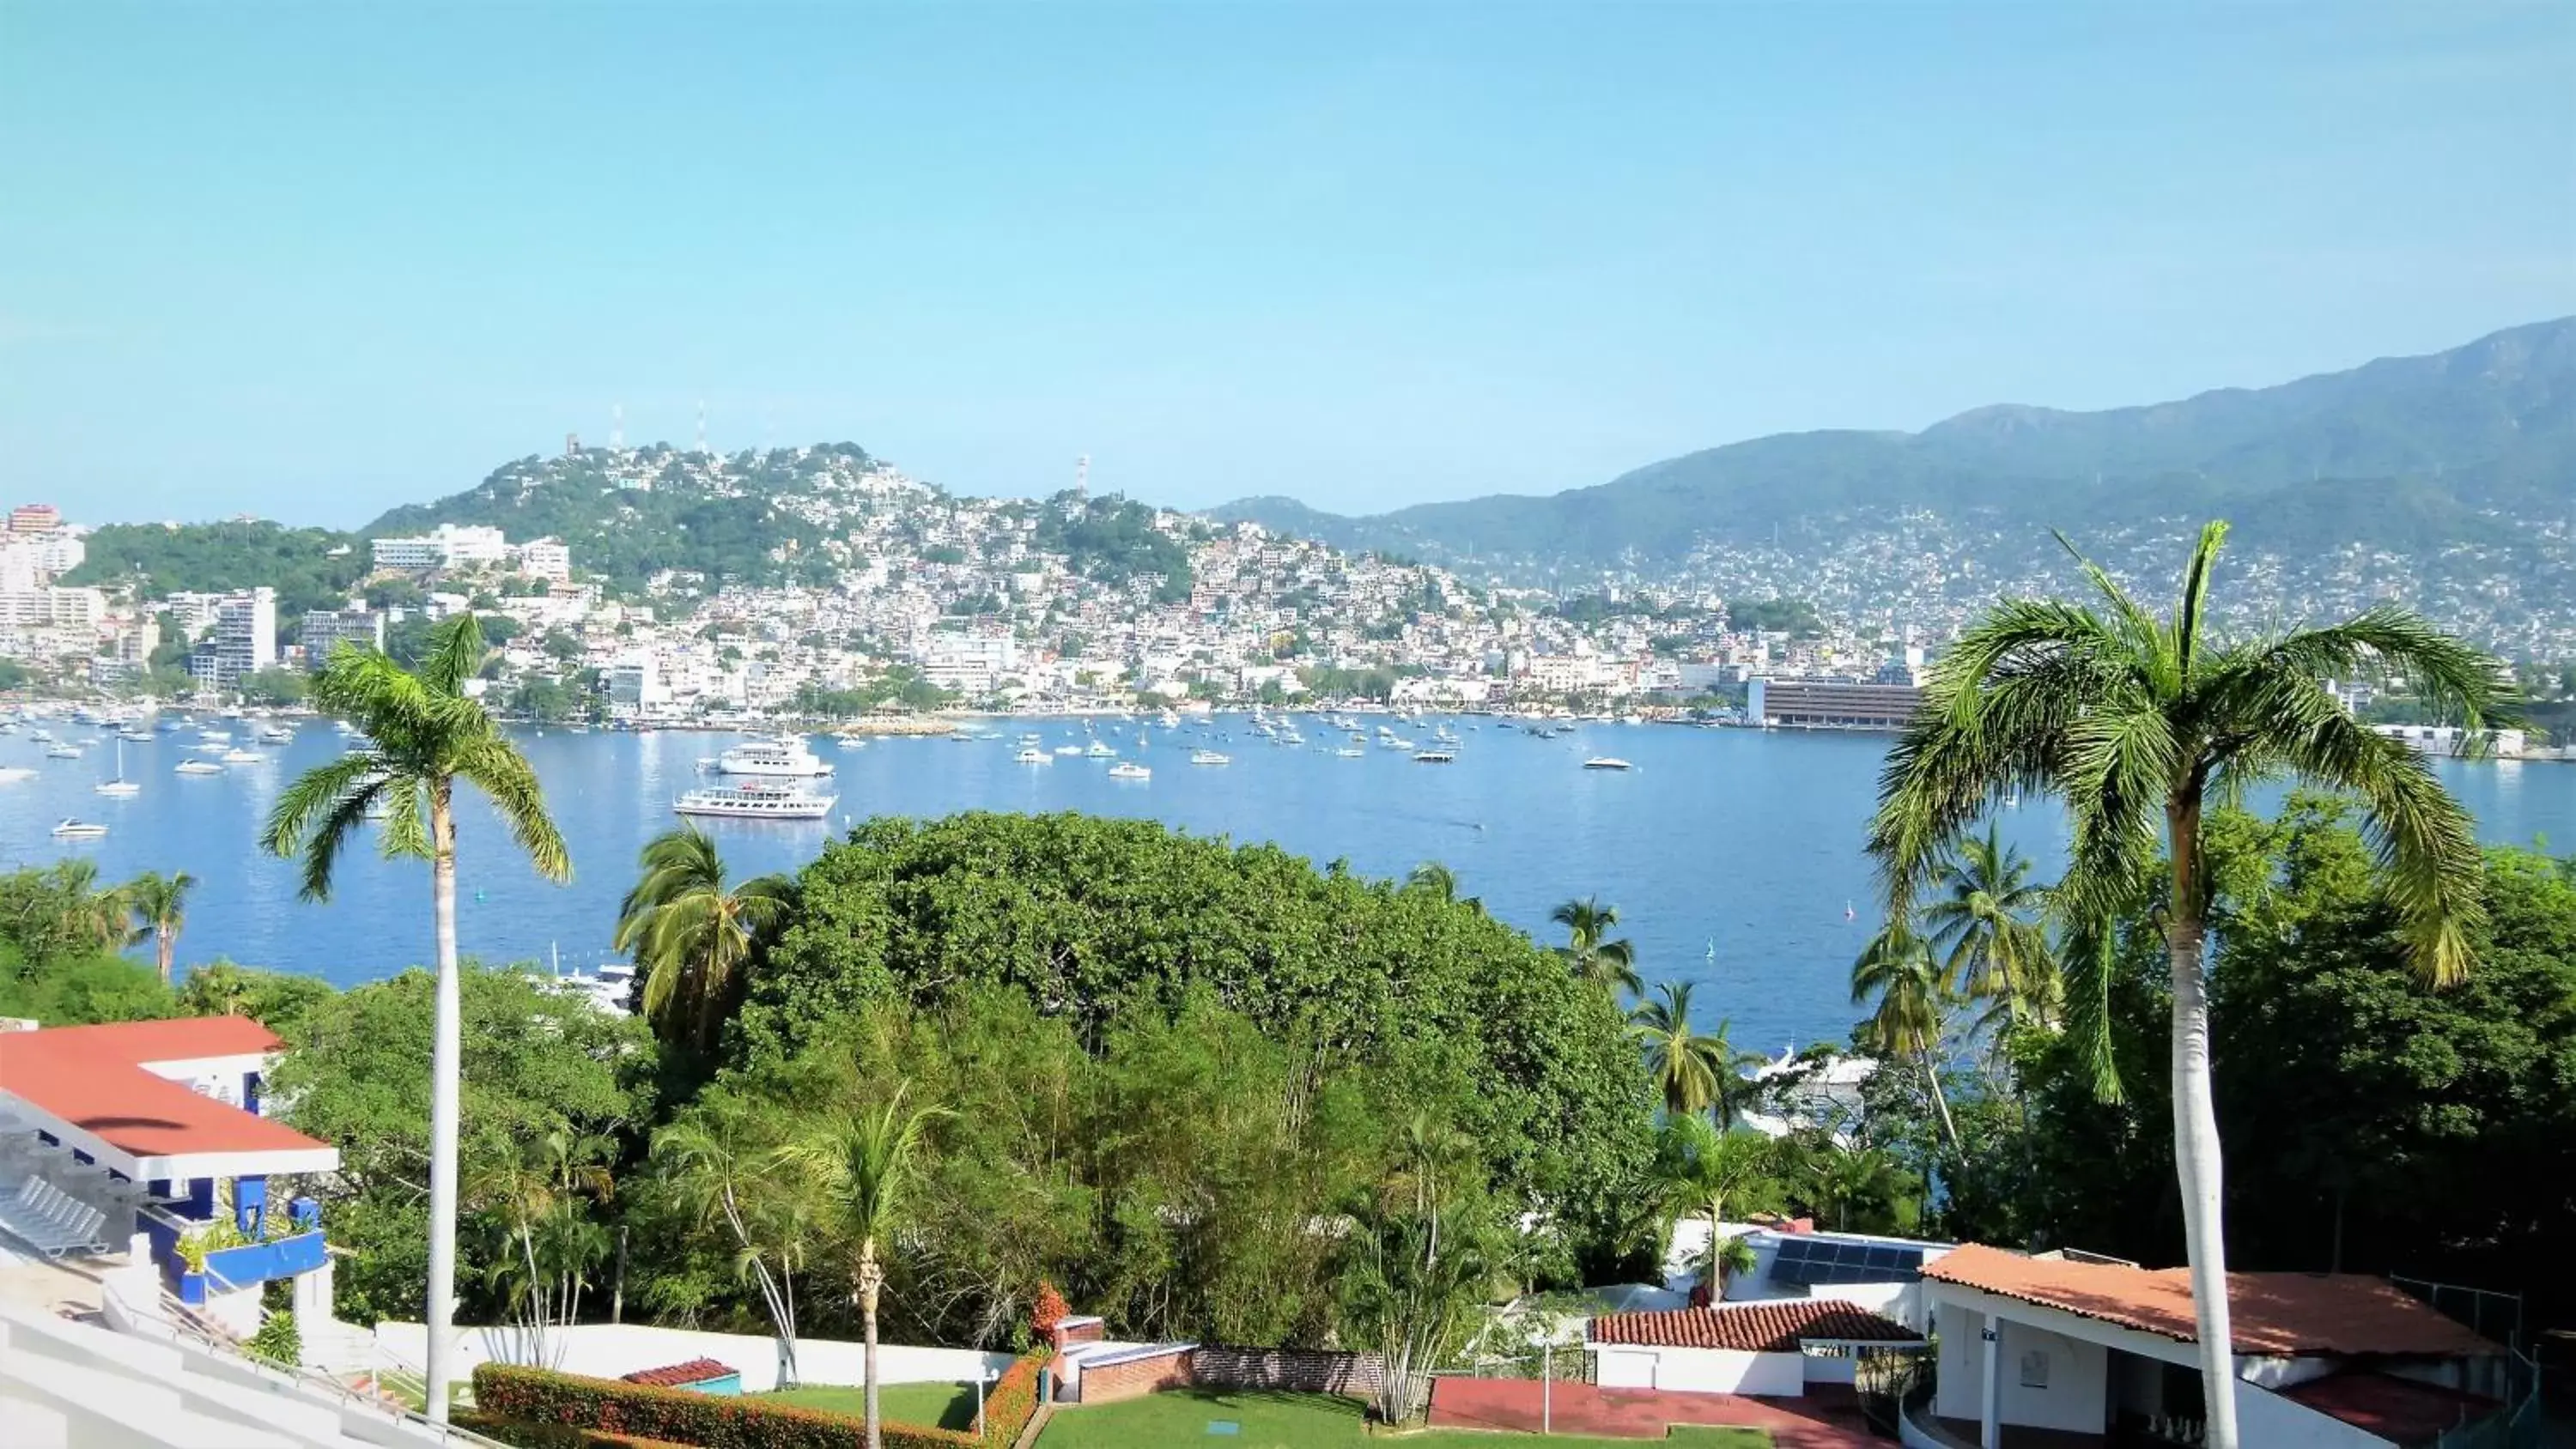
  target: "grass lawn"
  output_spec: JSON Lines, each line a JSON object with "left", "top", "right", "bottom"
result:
{"left": 756, "top": 1380, "right": 982, "bottom": 1431}
{"left": 1036, "top": 1389, "right": 1770, "bottom": 1448}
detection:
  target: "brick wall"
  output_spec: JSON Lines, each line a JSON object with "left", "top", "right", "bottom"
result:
{"left": 1189, "top": 1345, "right": 1384, "bottom": 1398}
{"left": 1075, "top": 1346, "right": 1194, "bottom": 1404}
{"left": 1046, "top": 1316, "right": 1105, "bottom": 1352}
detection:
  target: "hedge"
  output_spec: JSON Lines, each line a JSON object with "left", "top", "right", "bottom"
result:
{"left": 473, "top": 1351, "right": 1050, "bottom": 1449}
{"left": 455, "top": 1414, "right": 696, "bottom": 1449}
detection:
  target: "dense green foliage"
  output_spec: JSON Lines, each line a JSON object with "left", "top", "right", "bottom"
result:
{"left": 1900, "top": 797, "right": 2576, "bottom": 1326}
{"left": 265, "top": 964, "right": 656, "bottom": 1326}
{"left": 472, "top": 1351, "right": 1044, "bottom": 1449}
{"left": 1029, "top": 494, "right": 1193, "bottom": 603}
{"left": 1214, "top": 318, "right": 2575, "bottom": 577}
{"left": 736, "top": 813, "right": 1654, "bottom": 1264}
{"left": 64, "top": 520, "right": 367, "bottom": 618}
{"left": 367, "top": 446, "right": 882, "bottom": 594}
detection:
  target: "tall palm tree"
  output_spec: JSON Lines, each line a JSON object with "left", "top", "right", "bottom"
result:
{"left": 50, "top": 860, "right": 137, "bottom": 953}
{"left": 125, "top": 870, "right": 196, "bottom": 984}
{"left": 613, "top": 825, "right": 794, "bottom": 1052}
{"left": 1628, "top": 988, "right": 1731, "bottom": 1122}
{"left": 1652, "top": 1116, "right": 1780, "bottom": 1300}
{"left": 1920, "top": 823, "right": 2057, "bottom": 1029}
{"left": 1868, "top": 522, "right": 2501, "bottom": 1449}
{"left": 262, "top": 614, "right": 569, "bottom": 1424}
{"left": 1850, "top": 927, "right": 1959, "bottom": 1149}
{"left": 1551, "top": 894, "right": 1640, "bottom": 997}
{"left": 776, "top": 1085, "right": 946, "bottom": 1449}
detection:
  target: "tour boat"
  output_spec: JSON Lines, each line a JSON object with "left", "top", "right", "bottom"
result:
{"left": 672, "top": 780, "right": 837, "bottom": 820}
{"left": 1108, "top": 761, "right": 1151, "bottom": 780}
{"left": 1189, "top": 749, "right": 1230, "bottom": 766}
{"left": 174, "top": 759, "right": 224, "bottom": 776}
{"left": 713, "top": 737, "right": 834, "bottom": 777}
{"left": 50, "top": 819, "right": 108, "bottom": 839}
{"left": 1582, "top": 757, "right": 1634, "bottom": 771}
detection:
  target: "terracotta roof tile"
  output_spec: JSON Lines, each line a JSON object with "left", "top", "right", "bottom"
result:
{"left": 1590, "top": 1299, "right": 1921, "bottom": 1351}
{"left": 1922, "top": 1244, "right": 2498, "bottom": 1358}
{"left": 0, "top": 1017, "right": 328, "bottom": 1163}
{"left": 620, "top": 1358, "right": 737, "bottom": 1388}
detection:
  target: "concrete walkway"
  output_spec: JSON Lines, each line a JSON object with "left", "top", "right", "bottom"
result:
{"left": 1426, "top": 1378, "right": 1880, "bottom": 1447}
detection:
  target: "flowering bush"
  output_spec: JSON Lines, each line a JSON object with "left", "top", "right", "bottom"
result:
{"left": 1028, "top": 1282, "right": 1068, "bottom": 1338}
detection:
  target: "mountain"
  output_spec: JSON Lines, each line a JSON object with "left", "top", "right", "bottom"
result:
{"left": 1211, "top": 318, "right": 2576, "bottom": 579}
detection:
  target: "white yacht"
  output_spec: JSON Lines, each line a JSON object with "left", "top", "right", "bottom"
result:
{"left": 174, "top": 759, "right": 224, "bottom": 776}
{"left": 1053, "top": 744, "right": 1084, "bottom": 756}
{"left": 833, "top": 735, "right": 867, "bottom": 749}
{"left": 1084, "top": 740, "right": 1119, "bottom": 758}
{"left": 115, "top": 726, "right": 154, "bottom": 743}
{"left": 1413, "top": 749, "right": 1456, "bottom": 764}
{"left": 44, "top": 743, "right": 82, "bottom": 760}
{"left": 220, "top": 749, "right": 266, "bottom": 764}
{"left": 1189, "top": 749, "right": 1230, "bottom": 766}
{"left": 673, "top": 779, "right": 837, "bottom": 819}
{"left": 714, "top": 737, "right": 834, "bottom": 777}
{"left": 51, "top": 819, "right": 108, "bottom": 839}
{"left": 1583, "top": 756, "right": 1634, "bottom": 771}
{"left": 258, "top": 724, "right": 295, "bottom": 743}
{"left": 1108, "top": 761, "right": 1151, "bottom": 780}
{"left": 1014, "top": 748, "right": 1052, "bottom": 765}
{"left": 1335, "top": 747, "right": 1365, "bottom": 758}
{"left": 0, "top": 766, "right": 34, "bottom": 783}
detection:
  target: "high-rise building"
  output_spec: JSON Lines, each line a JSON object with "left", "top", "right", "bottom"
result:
{"left": 190, "top": 587, "right": 276, "bottom": 690}
{"left": 371, "top": 524, "right": 510, "bottom": 572}
{"left": 515, "top": 538, "right": 571, "bottom": 582}
{"left": 300, "top": 607, "right": 385, "bottom": 668}
{"left": 8, "top": 504, "right": 60, "bottom": 534}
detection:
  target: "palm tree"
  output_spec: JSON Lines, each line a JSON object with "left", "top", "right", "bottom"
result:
{"left": 1799, "top": 1141, "right": 1906, "bottom": 1233}
{"left": 1920, "top": 823, "right": 2057, "bottom": 1029}
{"left": 262, "top": 614, "right": 569, "bottom": 1424}
{"left": 1629, "top": 982, "right": 1728, "bottom": 1122}
{"left": 613, "top": 825, "right": 795, "bottom": 1052}
{"left": 1850, "top": 927, "right": 1959, "bottom": 1149}
{"left": 49, "top": 860, "right": 137, "bottom": 953}
{"left": 1652, "top": 1115, "right": 1781, "bottom": 1299}
{"left": 776, "top": 1085, "right": 946, "bottom": 1449}
{"left": 471, "top": 1128, "right": 614, "bottom": 1370}
{"left": 1868, "top": 521, "right": 2501, "bottom": 1449}
{"left": 125, "top": 870, "right": 196, "bottom": 984}
{"left": 1404, "top": 861, "right": 1484, "bottom": 915}
{"left": 1551, "top": 894, "right": 1640, "bottom": 997}
{"left": 654, "top": 1107, "right": 810, "bottom": 1388}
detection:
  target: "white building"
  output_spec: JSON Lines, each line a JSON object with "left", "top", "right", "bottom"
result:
{"left": 0, "top": 586, "right": 106, "bottom": 630}
{"left": 921, "top": 634, "right": 1018, "bottom": 695}
{"left": 1917, "top": 1243, "right": 2518, "bottom": 1448}
{"left": 189, "top": 587, "right": 275, "bottom": 690}
{"left": 2369, "top": 723, "right": 2527, "bottom": 758}
{"left": 299, "top": 608, "right": 385, "bottom": 667}
{"left": 371, "top": 524, "right": 509, "bottom": 573}
{"left": 514, "top": 537, "right": 571, "bottom": 582}
{"left": 1588, "top": 1298, "right": 1921, "bottom": 1397}
{"left": 605, "top": 652, "right": 667, "bottom": 717}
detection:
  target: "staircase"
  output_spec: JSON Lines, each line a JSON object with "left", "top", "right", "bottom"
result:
{"left": 0, "top": 1284, "right": 505, "bottom": 1449}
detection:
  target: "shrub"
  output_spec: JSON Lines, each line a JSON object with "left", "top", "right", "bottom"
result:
{"left": 246, "top": 1308, "right": 301, "bottom": 1367}
{"left": 1028, "top": 1282, "right": 1067, "bottom": 1338}
{"left": 474, "top": 1351, "right": 1052, "bottom": 1449}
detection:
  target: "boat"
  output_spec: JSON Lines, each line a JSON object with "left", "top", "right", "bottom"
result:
{"left": 1107, "top": 761, "right": 1151, "bottom": 780}
{"left": 1014, "top": 748, "right": 1051, "bottom": 765}
{"left": 221, "top": 749, "right": 266, "bottom": 764}
{"left": 1018, "top": 732, "right": 1043, "bottom": 746}
{"left": 1335, "top": 747, "right": 1365, "bottom": 758}
{"left": 115, "top": 726, "right": 154, "bottom": 743}
{"left": 1189, "top": 749, "right": 1230, "bottom": 766}
{"left": 174, "top": 759, "right": 224, "bottom": 776}
{"left": 50, "top": 819, "right": 108, "bottom": 839}
{"left": 672, "top": 779, "right": 837, "bottom": 819}
{"left": 834, "top": 735, "right": 867, "bottom": 749}
{"left": 198, "top": 730, "right": 233, "bottom": 743}
{"left": 1053, "top": 744, "right": 1084, "bottom": 756}
{"left": 96, "top": 740, "right": 141, "bottom": 796}
{"left": 0, "top": 767, "right": 33, "bottom": 783}
{"left": 258, "top": 724, "right": 295, "bottom": 743}
{"left": 714, "top": 737, "right": 834, "bottom": 777}
{"left": 1583, "top": 757, "right": 1634, "bottom": 771}
{"left": 1084, "top": 740, "right": 1118, "bottom": 759}
{"left": 44, "top": 744, "right": 82, "bottom": 760}
{"left": 1413, "top": 750, "right": 1457, "bottom": 764}
{"left": 194, "top": 741, "right": 229, "bottom": 754}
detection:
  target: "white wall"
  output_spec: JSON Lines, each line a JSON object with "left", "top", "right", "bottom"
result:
{"left": 1595, "top": 1346, "right": 1803, "bottom": 1396}
{"left": 374, "top": 1321, "right": 1014, "bottom": 1394}
{"left": 2235, "top": 1381, "right": 2394, "bottom": 1449}
{"left": 1933, "top": 1302, "right": 1986, "bottom": 1422}
{"left": 1995, "top": 1318, "right": 2109, "bottom": 1434}
{"left": 1595, "top": 1348, "right": 1657, "bottom": 1390}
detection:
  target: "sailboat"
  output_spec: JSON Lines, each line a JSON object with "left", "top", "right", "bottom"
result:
{"left": 95, "top": 738, "right": 140, "bottom": 797}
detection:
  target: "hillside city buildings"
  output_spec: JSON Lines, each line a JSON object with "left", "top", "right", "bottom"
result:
{"left": 3, "top": 440, "right": 2571, "bottom": 746}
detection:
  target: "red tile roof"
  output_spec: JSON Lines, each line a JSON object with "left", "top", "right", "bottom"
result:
{"left": 1591, "top": 1299, "right": 1922, "bottom": 1351}
{"left": 2281, "top": 1371, "right": 2500, "bottom": 1446}
{"left": 1922, "top": 1245, "right": 2499, "bottom": 1358}
{"left": 620, "top": 1358, "right": 738, "bottom": 1388}
{"left": 0, "top": 1017, "right": 328, "bottom": 1165}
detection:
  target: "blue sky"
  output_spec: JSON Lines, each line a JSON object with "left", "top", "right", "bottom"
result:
{"left": 4, "top": 3, "right": 2571, "bottom": 527}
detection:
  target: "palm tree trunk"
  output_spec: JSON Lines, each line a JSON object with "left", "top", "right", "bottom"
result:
{"left": 1920, "top": 1051, "right": 1960, "bottom": 1149}
{"left": 860, "top": 1240, "right": 884, "bottom": 1449}
{"left": 2166, "top": 803, "right": 2239, "bottom": 1449}
{"left": 156, "top": 925, "right": 175, "bottom": 984}
{"left": 425, "top": 787, "right": 464, "bottom": 1425}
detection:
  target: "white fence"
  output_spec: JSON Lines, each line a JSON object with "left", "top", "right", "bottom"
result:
{"left": 374, "top": 1321, "right": 1015, "bottom": 1395}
